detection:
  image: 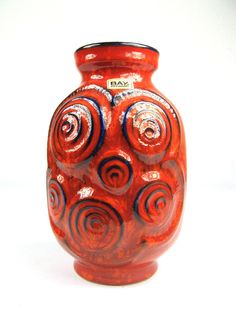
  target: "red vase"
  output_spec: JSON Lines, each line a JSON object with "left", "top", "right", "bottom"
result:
{"left": 47, "top": 42, "right": 186, "bottom": 285}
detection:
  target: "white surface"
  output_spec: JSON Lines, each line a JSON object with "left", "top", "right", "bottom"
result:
{"left": 0, "top": 0, "right": 236, "bottom": 313}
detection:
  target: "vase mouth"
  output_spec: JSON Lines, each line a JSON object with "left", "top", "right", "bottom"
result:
{"left": 75, "top": 42, "right": 159, "bottom": 54}
{"left": 74, "top": 42, "right": 159, "bottom": 72}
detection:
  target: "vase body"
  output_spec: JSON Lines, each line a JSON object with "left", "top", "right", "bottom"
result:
{"left": 47, "top": 42, "right": 186, "bottom": 285}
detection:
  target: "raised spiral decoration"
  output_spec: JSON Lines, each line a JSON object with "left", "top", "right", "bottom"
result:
{"left": 123, "top": 101, "right": 171, "bottom": 156}
{"left": 98, "top": 156, "right": 132, "bottom": 190}
{"left": 134, "top": 182, "right": 173, "bottom": 228}
{"left": 51, "top": 97, "right": 105, "bottom": 164}
{"left": 68, "top": 199, "right": 123, "bottom": 252}
{"left": 47, "top": 179, "right": 66, "bottom": 223}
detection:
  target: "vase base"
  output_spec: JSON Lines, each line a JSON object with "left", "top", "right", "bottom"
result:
{"left": 74, "top": 260, "right": 158, "bottom": 285}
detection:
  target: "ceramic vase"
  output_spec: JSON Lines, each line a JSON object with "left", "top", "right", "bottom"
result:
{"left": 47, "top": 42, "right": 186, "bottom": 285}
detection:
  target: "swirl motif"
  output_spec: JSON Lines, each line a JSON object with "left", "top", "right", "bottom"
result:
{"left": 113, "top": 88, "right": 176, "bottom": 119}
{"left": 123, "top": 101, "right": 171, "bottom": 156}
{"left": 79, "top": 84, "right": 113, "bottom": 102}
{"left": 98, "top": 156, "right": 132, "bottom": 191}
{"left": 134, "top": 182, "right": 173, "bottom": 228}
{"left": 51, "top": 97, "right": 105, "bottom": 164}
{"left": 68, "top": 199, "right": 123, "bottom": 252}
{"left": 47, "top": 179, "right": 66, "bottom": 222}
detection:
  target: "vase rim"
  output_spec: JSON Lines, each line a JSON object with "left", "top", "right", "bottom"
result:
{"left": 75, "top": 42, "right": 159, "bottom": 54}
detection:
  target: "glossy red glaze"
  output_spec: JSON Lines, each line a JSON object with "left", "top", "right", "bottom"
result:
{"left": 47, "top": 42, "right": 186, "bottom": 285}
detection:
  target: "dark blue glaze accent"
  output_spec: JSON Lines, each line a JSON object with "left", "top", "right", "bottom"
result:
{"left": 63, "top": 113, "right": 82, "bottom": 144}
{"left": 122, "top": 103, "right": 134, "bottom": 147}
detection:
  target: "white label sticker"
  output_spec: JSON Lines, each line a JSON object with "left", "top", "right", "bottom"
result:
{"left": 107, "top": 78, "right": 134, "bottom": 90}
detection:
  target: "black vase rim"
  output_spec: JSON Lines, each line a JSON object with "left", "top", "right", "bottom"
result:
{"left": 75, "top": 42, "right": 159, "bottom": 54}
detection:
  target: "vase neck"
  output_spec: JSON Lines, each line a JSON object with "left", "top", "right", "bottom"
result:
{"left": 74, "top": 42, "right": 159, "bottom": 86}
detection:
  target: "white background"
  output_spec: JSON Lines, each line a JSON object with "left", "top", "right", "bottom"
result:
{"left": 0, "top": 0, "right": 236, "bottom": 313}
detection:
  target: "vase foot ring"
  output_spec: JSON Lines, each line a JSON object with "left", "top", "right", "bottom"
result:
{"left": 74, "top": 260, "right": 158, "bottom": 285}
